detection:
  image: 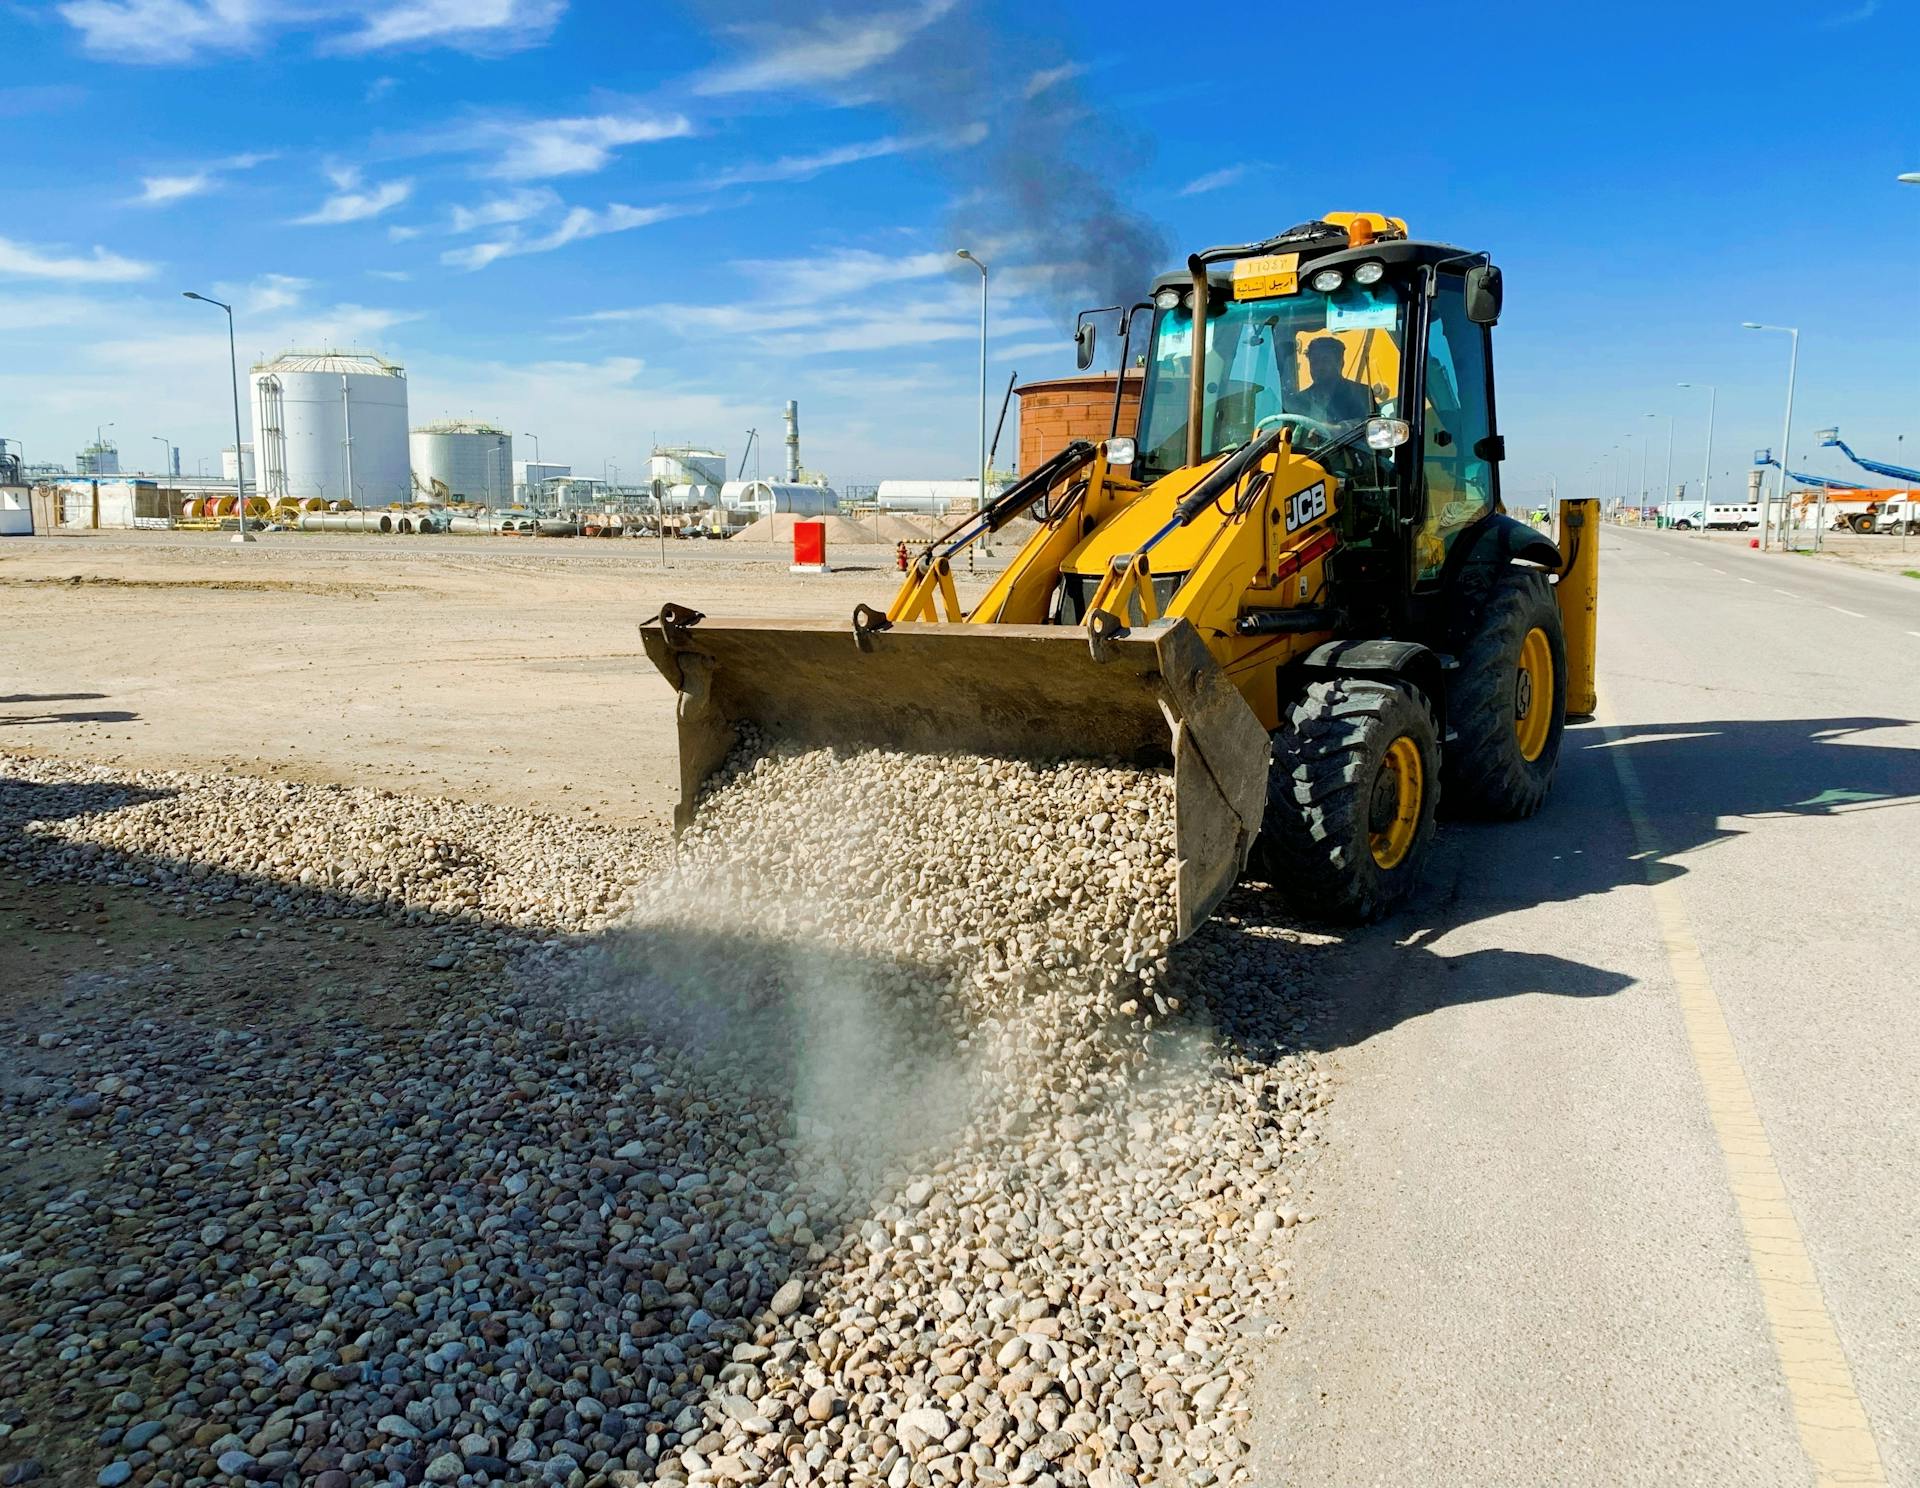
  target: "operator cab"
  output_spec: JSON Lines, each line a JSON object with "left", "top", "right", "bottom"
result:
{"left": 1122, "top": 215, "right": 1506, "bottom": 596}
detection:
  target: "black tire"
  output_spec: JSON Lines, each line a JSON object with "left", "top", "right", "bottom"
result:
{"left": 1253, "top": 678, "right": 1440, "bottom": 924}
{"left": 1444, "top": 567, "right": 1568, "bottom": 818}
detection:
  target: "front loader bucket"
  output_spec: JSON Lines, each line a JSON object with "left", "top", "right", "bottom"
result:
{"left": 639, "top": 609, "right": 1272, "bottom": 943}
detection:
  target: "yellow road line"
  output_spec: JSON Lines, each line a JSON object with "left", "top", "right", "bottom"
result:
{"left": 1602, "top": 718, "right": 1887, "bottom": 1486}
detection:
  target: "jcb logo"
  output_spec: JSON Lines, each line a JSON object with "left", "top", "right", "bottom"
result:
{"left": 1285, "top": 482, "right": 1328, "bottom": 533}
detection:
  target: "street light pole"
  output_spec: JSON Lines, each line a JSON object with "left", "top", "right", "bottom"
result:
{"left": 1641, "top": 413, "right": 1658, "bottom": 515}
{"left": 1743, "top": 322, "right": 1799, "bottom": 552}
{"left": 1678, "top": 383, "right": 1716, "bottom": 533}
{"left": 1661, "top": 412, "right": 1674, "bottom": 511}
{"left": 184, "top": 291, "right": 254, "bottom": 543}
{"left": 956, "top": 249, "right": 989, "bottom": 532}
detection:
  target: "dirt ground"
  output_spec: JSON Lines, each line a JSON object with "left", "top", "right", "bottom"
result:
{"left": 1, "top": 530, "right": 1004, "bottom": 831}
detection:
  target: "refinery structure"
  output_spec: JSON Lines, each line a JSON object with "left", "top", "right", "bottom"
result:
{"left": 10, "top": 344, "right": 1047, "bottom": 538}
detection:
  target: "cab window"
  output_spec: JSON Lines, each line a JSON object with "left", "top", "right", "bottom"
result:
{"left": 1418, "top": 283, "right": 1495, "bottom": 580}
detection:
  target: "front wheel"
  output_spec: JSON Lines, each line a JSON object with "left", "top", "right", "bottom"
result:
{"left": 1253, "top": 678, "right": 1440, "bottom": 923}
{"left": 1444, "top": 567, "right": 1568, "bottom": 818}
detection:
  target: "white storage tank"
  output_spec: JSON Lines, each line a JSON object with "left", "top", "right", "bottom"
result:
{"left": 650, "top": 445, "right": 727, "bottom": 490}
{"left": 221, "top": 445, "right": 256, "bottom": 485}
{"left": 411, "top": 420, "right": 512, "bottom": 504}
{"left": 720, "top": 479, "right": 839, "bottom": 518}
{"left": 251, "top": 351, "right": 410, "bottom": 507}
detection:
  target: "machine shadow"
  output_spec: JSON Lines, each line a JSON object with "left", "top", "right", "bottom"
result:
{"left": 0, "top": 709, "right": 140, "bottom": 728}
{"left": 0, "top": 694, "right": 111, "bottom": 706}
{"left": 0, "top": 775, "right": 967, "bottom": 1480}
{"left": 1196, "top": 713, "right": 1920, "bottom": 1057}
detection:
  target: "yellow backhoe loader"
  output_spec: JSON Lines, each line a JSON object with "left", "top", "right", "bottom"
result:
{"left": 642, "top": 212, "right": 1599, "bottom": 940}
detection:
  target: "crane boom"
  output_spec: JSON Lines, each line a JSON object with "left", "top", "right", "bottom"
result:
{"left": 1815, "top": 426, "right": 1920, "bottom": 486}
{"left": 1752, "top": 450, "right": 1870, "bottom": 491}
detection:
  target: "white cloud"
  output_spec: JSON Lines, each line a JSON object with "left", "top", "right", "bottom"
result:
{"left": 692, "top": 0, "right": 955, "bottom": 96}
{"left": 222, "top": 273, "right": 311, "bottom": 314}
{"left": 334, "top": 0, "right": 563, "bottom": 52}
{"left": 366, "top": 269, "right": 412, "bottom": 281}
{"left": 131, "top": 150, "right": 274, "bottom": 206}
{"left": 706, "top": 122, "right": 986, "bottom": 189}
{"left": 0, "top": 235, "right": 156, "bottom": 282}
{"left": 59, "top": 0, "right": 566, "bottom": 62}
{"left": 57, "top": 0, "right": 267, "bottom": 63}
{"left": 0, "top": 292, "right": 113, "bottom": 330}
{"left": 1023, "top": 63, "right": 1086, "bottom": 99}
{"left": 387, "top": 224, "right": 423, "bottom": 241}
{"left": 292, "top": 166, "right": 413, "bottom": 225}
{"left": 487, "top": 111, "right": 693, "bottom": 180}
{"left": 442, "top": 201, "right": 698, "bottom": 270}
{"left": 448, "top": 186, "right": 560, "bottom": 233}
{"left": 729, "top": 247, "right": 956, "bottom": 305}
{"left": 136, "top": 172, "right": 214, "bottom": 205}
{"left": 1178, "top": 165, "right": 1248, "bottom": 197}
{"left": 577, "top": 246, "right": 1048, "bottom": 359}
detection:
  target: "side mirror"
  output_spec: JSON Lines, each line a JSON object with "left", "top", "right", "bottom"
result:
{"left": 1074, "top": 322, "right": 1096, "bottom": 370}
{"left": 1464, "top": 264, "right": 1503, "bottom": 325}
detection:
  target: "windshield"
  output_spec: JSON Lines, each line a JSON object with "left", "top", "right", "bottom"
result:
{"left": 1134, "top": 282, "right": 1407, "bottom": 481}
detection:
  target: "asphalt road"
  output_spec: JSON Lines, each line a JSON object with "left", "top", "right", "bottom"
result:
{"left": 1251, "top": 526, "right": 1920, "bottom": 1485}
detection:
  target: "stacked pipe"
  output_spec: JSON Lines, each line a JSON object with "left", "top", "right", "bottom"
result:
{"left": 299, "top": 512, "right": 394, "bottom": 533}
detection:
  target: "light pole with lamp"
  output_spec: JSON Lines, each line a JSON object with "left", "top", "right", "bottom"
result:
{"left": 183, "top": 291, "right": 254, "bottom": 543}
{"left": 955, "top": 249, "right": 989, "bottom": 533}
{"left": 152, "top": 435, "right": 173, "bottom": 479}
{"left": 1678, "top": 382, "right": 1715, "bottom": 533}
{"left": 1743, "top": 322, "right": 1799, "bottom": 551}
{"left": 522, "top": 432, "right": 539, "bottom": 503}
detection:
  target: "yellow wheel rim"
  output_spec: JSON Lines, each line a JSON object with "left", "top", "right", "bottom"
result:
{"left": 1515, "top": 626, "right": 1554, "bottom": 763}
{"left": 1368, "top": 736, "right": 1424, "bottom": 870}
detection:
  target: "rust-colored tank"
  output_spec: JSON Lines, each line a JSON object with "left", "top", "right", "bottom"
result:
{"left": 1014, "top": 371, "right": 1142, "bottom": 476}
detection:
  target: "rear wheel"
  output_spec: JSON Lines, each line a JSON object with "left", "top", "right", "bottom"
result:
{"left": 1444, "top": 567, "right": 1568, "bottom": 818}
{"left": 1254, "top": 678, "right": 1440, "bottom": 923}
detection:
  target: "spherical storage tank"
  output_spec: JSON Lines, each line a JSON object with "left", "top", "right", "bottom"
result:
{"left": 410, "top": 420, "right": 512, "bottom": 504}
{"left": 251, "top": 352, "right": 410, "bottom": 507}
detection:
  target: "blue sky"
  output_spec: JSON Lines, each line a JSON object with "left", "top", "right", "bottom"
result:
{"left": 2, "top": 0, "right": 1917, "bottom": 497}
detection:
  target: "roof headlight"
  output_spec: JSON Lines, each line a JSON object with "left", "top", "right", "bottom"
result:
{"left": 1352, "top": 260, "right": 1385, "bottom": 286}
{"left": 1102, "top": 436, "right": 1137, "bottom": 466}
{"left": 1153, "top": 286, "right": 1183, "bottom": 311}
{"left": 1309, "top": 267, "right": 1345, "bottom": 293}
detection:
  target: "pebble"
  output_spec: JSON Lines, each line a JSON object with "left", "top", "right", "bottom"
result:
{"left": 0, "top": 742, "right": 1331, "bottom": 1488}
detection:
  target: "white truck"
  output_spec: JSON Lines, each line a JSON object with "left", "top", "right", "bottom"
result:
{"left": 1669, "top": 502, "right": 1761, "bottom": 531}
{"left": 1872, "top": 498, "right": 1920, "bottom": 535}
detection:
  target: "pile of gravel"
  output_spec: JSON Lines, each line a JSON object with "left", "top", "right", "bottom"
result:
{"left": 0, "top": 757, "right": 662, "bottom": 934}
{"left": 0, "top": 745, "right": 1324, "bottom": 1488}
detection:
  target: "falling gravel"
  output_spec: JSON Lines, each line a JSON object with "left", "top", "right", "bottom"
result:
{"left": 0, "top": 744, "right": 1327, "bottom": 1488}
